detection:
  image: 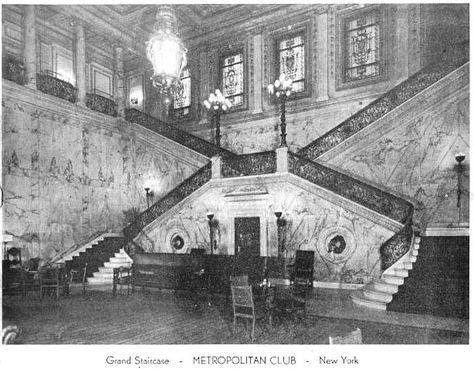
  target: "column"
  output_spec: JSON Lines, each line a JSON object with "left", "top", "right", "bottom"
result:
{"left": 315, "top": 11, "right": 329, "bottom": 101}
{"left": 74, "top": 19, "right": 87, "bottom": 105}
{"left": 24, "top": 5, "right": 37, "bottom": 89}
{"left": 252, "top": 32, "right": 264, "bottom": 114}
{"left": 199, "top": 48, "right": 210, "bottom": 124}
{"left": 114, "top": 46, "right": 126, "bottom": 118}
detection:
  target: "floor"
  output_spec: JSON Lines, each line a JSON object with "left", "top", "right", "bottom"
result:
{"left": 2, "top": 286, "right": 469, "bottom": 344}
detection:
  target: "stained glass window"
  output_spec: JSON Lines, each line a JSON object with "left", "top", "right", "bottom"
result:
{"left": 344, "top": 10, "right": 380, "bottom": 82}
{"left": 278, "top": 34, "right": 305, "bottom": 93}
{"left": 221, "top": 52, "right": 244, "bottom": 106}
{"left": 173, "top": 68, "right": 191, "bottom": 118}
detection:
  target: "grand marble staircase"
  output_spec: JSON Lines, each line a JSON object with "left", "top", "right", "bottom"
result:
{"left": 86, "top": 249, "right": 132, "bottom": 287}
{"left": 61, "top": 44, "right": 468, "bottom": 297}
{"left": 64, "top": 234, "right": 127, "bottom": 289}
{"left": 350, "top": 235, "right": 421, "bottom": 310}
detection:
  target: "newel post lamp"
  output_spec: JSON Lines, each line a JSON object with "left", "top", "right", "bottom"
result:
{"left": 203, "top": 90, "right": 232, "bottom": 150}
{"left": 146, "top": 5, "right": 187, "bottom": 106}
{"left": 268, "top": 73, "right": 294, "bottom": 147}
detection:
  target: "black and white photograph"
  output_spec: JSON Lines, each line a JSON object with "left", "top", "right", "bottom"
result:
{"left": 0, "top": 1, "right": 470, "bottom": 367}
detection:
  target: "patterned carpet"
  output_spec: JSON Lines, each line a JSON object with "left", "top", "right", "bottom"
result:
{"left": 2, "top": 290, "right": 468, "bottom": 344}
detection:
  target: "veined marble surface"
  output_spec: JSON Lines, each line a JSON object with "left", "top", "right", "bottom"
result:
{"left": 2, "top": 85, "right": 206, "bottom": 260}
{"left": 135, "top": 177, "right": 396, "bottom": 284}
{"left": 325, "top": 83, "right": 469, "bottom": 229}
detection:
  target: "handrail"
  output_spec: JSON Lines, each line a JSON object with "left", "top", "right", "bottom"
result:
{"left": 298, "top": 44, "right": 469, "bottom": 161}
{"left": 221, "top": 151, "right": 277, "bottom": 178}
{"left": 50, "top": 230, "right": 110, "bottom": 263}
{"left": 380, "top": 219, "right": 414, "bottom": 270}
{"left": 123, "top": 162, "right": 212, "bottom": 240}
{"left": 288, "top": 152, "right": 413, "bottom": 224}
{"left": 125, "top": 108, "right": 236, "bottom": 159}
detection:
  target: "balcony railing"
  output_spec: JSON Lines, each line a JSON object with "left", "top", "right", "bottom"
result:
{"left": 298, "top": 42, "right": 470, "bottom": 161}
{"left": 125, "top": 108, "right": 235, "bottom": 159}
{"left": 36, "top": 72, "right": 77, "bottom": 103}
{"left": 86, "top": 92, "right": 117, "bottom": 117}
{"left": 221, "top": 151, "right": 277, "bottom": 178}
{"left": 123, "top": 163, "right": 212, "bottom": 240}
{"left": 2, "top": 55, "right": 26, "bottom": 85}
{"left": 288, "top": 152, "right": 413, "bottom": 224}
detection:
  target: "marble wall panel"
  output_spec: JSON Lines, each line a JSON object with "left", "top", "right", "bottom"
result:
{"left": 2, "top": 93, "right": 205, "bottom": 261}
{"left": 197, "top": 95, "right": 375, "bottom": 154}
{"left": 136, "top": 180, "right": 396, "bottom": 284}
{"left": 326, "top": 87, "right": 469, "bottom": 228}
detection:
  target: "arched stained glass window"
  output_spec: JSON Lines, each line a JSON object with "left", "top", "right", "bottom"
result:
{"left": 221, "top": 52, "right": 244, "bottom": 106}
{"left": 278, "top": 33, "right": 305, "bottom": 93}
{"left": 173, "top": 68, "right": 191, "bottom": 118}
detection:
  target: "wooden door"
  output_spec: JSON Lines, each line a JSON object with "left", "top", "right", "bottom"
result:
{"left": 234, "top": 217, "right": 261, "bottom": 282}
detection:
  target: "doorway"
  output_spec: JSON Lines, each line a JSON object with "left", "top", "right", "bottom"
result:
{"left": 234, "top": 217, "right": 261, "bottom": 282}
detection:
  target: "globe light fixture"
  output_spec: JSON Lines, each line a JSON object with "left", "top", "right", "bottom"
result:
{"left": 203, "top": 89, "right": 232, "bottom": 150}
{"left": 267, "top": 73, "right": 294, "bottom": 146}
{"left": 146, "top": 5, "right": 187, "bottom": 105}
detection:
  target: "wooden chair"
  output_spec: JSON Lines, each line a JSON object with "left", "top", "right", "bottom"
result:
{"left": 275, "top": 282, "right": 308, "bottom": 320}
{"left": 291, "top": 250, "right": 315, "bottom": 287}
{"left": 231, "top": 285, "right": 269, "bottom": 341}
{"left": 39, "top": 265, "right": 68, "bottom": 300}
{"left": 68, "top": 263, "right": 88, "bottom": 296}
{"left": 2, "top": 261, "right": 26, "bottom": 297}
{"left": 230, "top": 274, "right": 249, "bottom": 286}
{"left": 329, "top": 328, "right": 363, "bottom": 344}
{"left": 113, "top": 266, "right": 131, "bottom": 296}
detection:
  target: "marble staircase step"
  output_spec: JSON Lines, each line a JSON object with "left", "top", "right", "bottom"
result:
{"left": 363, "top": 287, "right": 393, "bottom": 303}
{"left": 371, "top": 279, "right": 399, "bottom": 294}
{"left": 392, "top": 268, "right": 409, "bottom": 277}
{"left": 350, "top": 291, "right": 387, "bottom": 310}
{"left": 382, "top": 274, "right": 405, "bottom": 285}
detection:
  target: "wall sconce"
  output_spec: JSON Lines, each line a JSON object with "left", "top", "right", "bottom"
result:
{"left": 455, "top": 153, "right": 466, "bottom": 208}
{"left": 144, "top": 187, "right": 153, "bottom": 208}
{"left": 275, "top": 211, "right": 287, "bottom": 257}
{"left": 206, "top": 212, "right": 218, "bottom": 255}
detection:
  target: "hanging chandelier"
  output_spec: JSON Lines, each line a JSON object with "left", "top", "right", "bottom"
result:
{"left": 146, "top": 5, "right": 187, "bottom": 100}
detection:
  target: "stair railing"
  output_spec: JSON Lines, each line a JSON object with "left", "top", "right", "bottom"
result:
{"left": 123, "top": 162, "right": 212, "bottom": 240}
{"left": 125, "top": 109, "right": 236, "bottom": 159}
{"left": 50, "top": 230, "right": 109, "bottom": 264}
{"left": 288, "top": 152, "right": 413, "bottom": 224}
{"left": 298, "top": 42, "right": 469, "bottom": 161}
